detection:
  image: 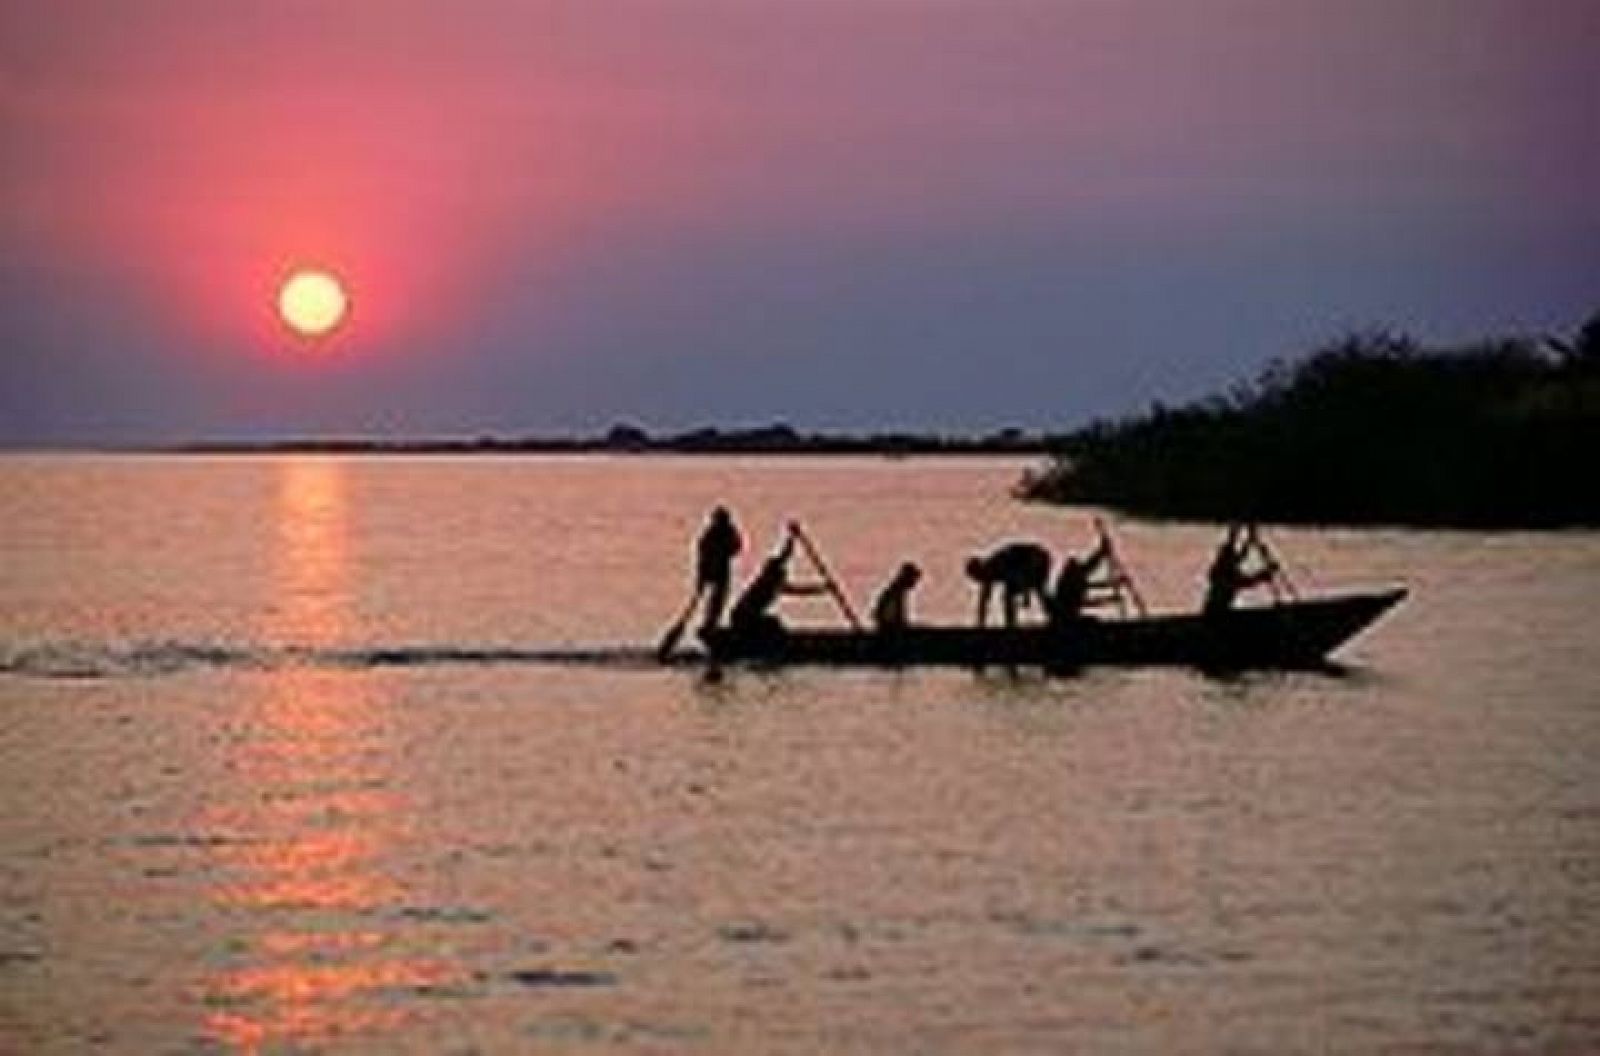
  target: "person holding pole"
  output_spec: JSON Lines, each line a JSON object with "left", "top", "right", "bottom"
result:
{"left": 726, "top": 526, "right": 829, "bottom": 647}
{"left": 694, "top": 506, "right": 743, "bottom": 633}
{"left": 1047, "top": 529, "right": 1114, "bottom": 626}
{"left": 655, "top": 505, "right": 743, "bottom": 660}
{"left": 1202, "top": 523, "right": 1280, "bottom": 616}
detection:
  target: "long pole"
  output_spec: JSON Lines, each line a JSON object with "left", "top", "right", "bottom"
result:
{"left": 790, "top": 522, "right": 864, "bottom": 631}
{"left": 1094, "top": 517, "right": 1148, "bottom": 618}
{"left": 654, "top": 582, "right": 703, "bottom": 661}
{"left": 1247, "top": 527, "right": 1300, "bottom": 602}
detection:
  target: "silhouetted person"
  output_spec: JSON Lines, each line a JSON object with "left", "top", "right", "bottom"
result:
{"left": 694, "top": 506, "right": 743, "bottom": 632}
{"left": 965, "top": 542, "right": 1052, "bottom": 628}
{"left": 872, "top": 561, "right": 923, "bottom": 633}
{"left": 728, "top": 529, "right": 826, "bottom": 645}
{"left": 1203, "top": 524, "right": 1277, "bottom": 616}
{"left": 1047, "top": 534, "right": 1112, "bottom": 626}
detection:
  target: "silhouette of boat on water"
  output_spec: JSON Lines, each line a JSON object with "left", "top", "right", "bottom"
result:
{"left": 699, "top": 588, "right": 1407, "bottom": 671}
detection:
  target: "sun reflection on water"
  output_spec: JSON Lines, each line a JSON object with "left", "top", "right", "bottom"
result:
{"left": 271, "top": 458, "right": 352, "bottom": 643}
{"left": 196, "top": 459, "right": 452, "bottom": 1051}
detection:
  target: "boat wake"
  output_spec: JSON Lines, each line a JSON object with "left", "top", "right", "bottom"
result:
{"left": 0, "top": 639, "right": 684, "bottom": 680}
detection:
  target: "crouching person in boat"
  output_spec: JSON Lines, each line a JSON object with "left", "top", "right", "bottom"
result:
{"left": 1046, "top": 532, "right": 1113, "bottom": 627}
{"left": 726, "top": 528, "right": 829, "bottom": 649}
{"left": 1202, "top": 524, "right": 1279, "bottom": 616}
{"left": 965, "top": 541, "right": 1052, "bottom": 628}
{"left": 872, "top": 561, "right": 923, "bottom": 634}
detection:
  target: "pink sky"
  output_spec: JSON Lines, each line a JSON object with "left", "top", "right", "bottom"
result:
{"left": 2, "top": 0, "right": 1595, "bottom": 441}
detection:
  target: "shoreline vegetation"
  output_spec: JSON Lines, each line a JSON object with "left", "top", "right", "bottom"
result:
{"left": 1018, "top": 311, "right": 1600, "bottom": 528}
{"left": 162, "top": 424, "right": 1064, "bottom": 457}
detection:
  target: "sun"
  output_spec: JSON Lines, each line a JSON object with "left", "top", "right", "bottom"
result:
{"left": 277, "top": 269, "right": 350, "bottom": 339}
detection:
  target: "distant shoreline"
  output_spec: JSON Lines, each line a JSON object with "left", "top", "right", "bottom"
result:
{"left": 143, "top": 425, "right": 1066, "bottom": 458}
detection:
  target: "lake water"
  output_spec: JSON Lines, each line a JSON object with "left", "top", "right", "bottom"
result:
{"left": 2, "top": 455, "right": 1597, "bottom": 1054}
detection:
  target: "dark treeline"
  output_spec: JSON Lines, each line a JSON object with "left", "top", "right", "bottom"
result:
{"left": 1019, "top": 311, "right": 1600, "bottom": 527}
{"left": 175, "top": 423, "right": 1059, "bottom": 457}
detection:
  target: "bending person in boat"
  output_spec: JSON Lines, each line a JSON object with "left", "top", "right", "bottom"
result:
{"left": 1202, "top": 524, "right": 1279, "bottom": 616}
{"left": 872, "top": 561, "right": 923, "bottom": 633}
{"left": 693, "top": 505, "right": 743, "bottom": 633}
{"left": 1046, "top": 532, "right": 1113, "bottom": 626}
{"left": 726, "top": 529, "right": 829, "bottom": 646}
{"left": 965, "top": 541, "right": 1051, "bottom": 629}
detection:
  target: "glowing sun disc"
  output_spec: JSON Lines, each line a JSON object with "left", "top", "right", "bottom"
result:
{"left": 278, "top": 270, "right": 349, "bottom": 338}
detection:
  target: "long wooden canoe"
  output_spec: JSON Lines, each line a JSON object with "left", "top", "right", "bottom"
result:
{"left": 701, "top": 588, "right": 1407, "bottom": 671}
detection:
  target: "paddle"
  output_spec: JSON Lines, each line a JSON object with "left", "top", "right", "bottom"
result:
{"left": 654, "top": 584, "right": 703, "bottom": 661}
{"left": 789, "top": 521, "right": 864, "bottom": 631}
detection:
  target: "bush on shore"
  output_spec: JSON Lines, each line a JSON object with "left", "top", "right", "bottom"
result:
{"left": 1018, "top": 311, "right": 1600, "bottom": 527}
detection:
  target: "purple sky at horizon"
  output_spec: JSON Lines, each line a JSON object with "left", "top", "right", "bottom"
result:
{"left": 1, "top": 0, "right": 1596, "bottom": 444}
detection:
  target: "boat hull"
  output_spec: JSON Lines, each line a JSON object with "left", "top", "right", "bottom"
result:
{"left": 701, "top": 589, "right": 1407, "bottom": 671}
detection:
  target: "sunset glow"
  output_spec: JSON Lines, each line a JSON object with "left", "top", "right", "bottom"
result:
{"left": 1, "top": 1, "right": 1594, "bottom": 442}
{"left": 278, "top": 271, "right": 349, "bottom": 340}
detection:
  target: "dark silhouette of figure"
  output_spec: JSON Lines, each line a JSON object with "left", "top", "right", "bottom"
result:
{"left": 1203, "top": 524, "right": 1278, "bottom": 616}
{"left": 871, "top": 561, "right": 922, "bottom": 633}
{"left": 965, "top": 542, "right": 1052, "bottom": 628}
{"left": 694, "top": 506, "right": 743, "bottom": 632}
{"left": 1047, "top": 535, "right": 1112, "bottom": 625}
{"left": 728, "top": 530, "right": 826, "bottom": 645}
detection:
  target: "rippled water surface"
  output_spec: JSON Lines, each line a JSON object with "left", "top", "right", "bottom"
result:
{"left": 2, "top": 455, "right": 1597, "bottom": 1053}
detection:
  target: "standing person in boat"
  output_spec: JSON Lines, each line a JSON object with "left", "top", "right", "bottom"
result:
{"left": 965, "top": 541, "right": 1052, "bottom": 629}
{"left": 871, "top": 561, "right": 923, "bottom": 633}
{"left": 694, "top": 505, "right": 744, "bottom": 633}
{"left": 726, "top": 527, "right": 828, "bottom": 646}
{"left": 1046, "top": 531, "right": 1113, "bottom": 626}
{"left": 1202, "top": 523, "right": 1279, "bottom": 616}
